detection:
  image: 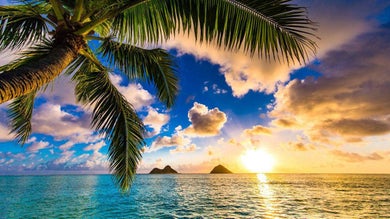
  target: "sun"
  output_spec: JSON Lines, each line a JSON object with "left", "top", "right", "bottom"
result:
{"left": 241, "top": 149, "right": 275, "bottom": 173}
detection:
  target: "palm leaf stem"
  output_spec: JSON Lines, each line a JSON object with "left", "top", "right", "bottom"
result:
{"left": 48, "top": 0, "right": 65, "bottom": 24}
{"left": 71, "top": 0, "right": 84, "bottom": 22}
{"left": 74, "top": 0, "right": 146, "bottom": 36}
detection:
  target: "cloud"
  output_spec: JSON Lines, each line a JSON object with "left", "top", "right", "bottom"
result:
{"left": 162, "top": 0, "right": 387, "bottom": 97}
{"left": 283, "top": 141, "right": 315, "bottom": 152}
{"left": 84, "top": 141, "right": 106, "bottom": 152}
{"left": 53, "top": 150, "right": 75, "bottom": 165}
{"left": 170, "top": 144, "right": 197, "bottom": 154}
{"left": 203, "top": 84, "right": 228, "bottom": 95}
{"left": 148, "top": 133, "right": 191, "bottom": 153}
{"left": 143, "top": 107, "right": 170, "bottom": 136}
{"left": 0, "top": 49, "right": 19, "bottom": 66}
{"left": 165, "top": 32, "right": 295, "bottom": 96}
{"left": 31, "top": 103, "right": 96, "bottom": 142}
{"left": 270, "top": 24, "right": 390, "bottom": 143}
{"left": 0, "top": 123, "right": 13, "bottom": 141}
{"left": 40, "top": 75, "right": 77, "bottom": 105}
{"left": 110, "top": 74, "right": 154, "bottom": 110}
{"left": 272, "top": 118, "right": 299, "bottom": 128}
{"left": 27, "top": 138, "right": 51, "bottom": 153}
{"left": 323, "top": 119, "right": 390, "bottom": 136}
{"left": 331, "top": 150, "right": 384, "bottom": 163}
{"left": 297, "top": 0, "right": 390, "bottom": 57}
{"left": 183, "top": 102, "right": 227, "bottom": 137}
{"left": 243, "top": 125, "right": 272, "bottom": 136}
{"left": 82, "top": 151, "right": 108, "bottom": 170}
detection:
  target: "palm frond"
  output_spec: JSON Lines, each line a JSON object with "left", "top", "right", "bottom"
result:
{"left": 93, "top": 19, "right": 112, "bottom": 38}
{"left": 0, "top": 38, "right": 53, "bottom": 72}
{"left": 7, "top": 90, "right": 37, "bottom": 145}
{"left": 98, "top": 38, "right": 178, "bottom": 108}
{"left": 0, "top": 3, "right": 50, "bottom": 51}
{"left": 111, "top": 0, "right": 174, "bottom": 45}
{"left": 162, "top": 0, "right": 317, "bottom": 63}
{"left": 72, "top": 62, "right": 145, "bottom": 192}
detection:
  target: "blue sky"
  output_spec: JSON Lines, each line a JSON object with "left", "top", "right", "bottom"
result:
{"left": 1, "top": 0, "right": 390, "bottom": 174}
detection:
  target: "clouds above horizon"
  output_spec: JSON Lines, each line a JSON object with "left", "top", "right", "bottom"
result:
{"left": 270, "top": 24, "right": 390, "bottom": 145}
{"left": 331, "top": 150, "right": 384, "bottom": 163}
{"left": 147, "top": 102, "right": 227, "bottom": 153}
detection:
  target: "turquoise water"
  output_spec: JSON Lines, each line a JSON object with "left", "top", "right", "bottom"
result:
{"left": 1, "top": 174, "right": 389, "bottom": 218}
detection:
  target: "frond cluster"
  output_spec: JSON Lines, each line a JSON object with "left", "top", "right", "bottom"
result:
{"left": 0, "top": 0, "right": 317, "bottom": 192}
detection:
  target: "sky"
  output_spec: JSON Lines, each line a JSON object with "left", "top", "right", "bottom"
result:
{"left": 1, "top": 0, "right": 390, "bottom": 174}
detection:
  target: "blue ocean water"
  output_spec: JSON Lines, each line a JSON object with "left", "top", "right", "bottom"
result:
{"left": 0, "top": 174, "right": 389, "bottom": 218}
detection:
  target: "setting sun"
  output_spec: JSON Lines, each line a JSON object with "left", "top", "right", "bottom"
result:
{"left": 241, "top": 149, "right": 276, "bottom": 173}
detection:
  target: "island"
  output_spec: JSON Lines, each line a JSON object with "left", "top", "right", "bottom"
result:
{"left": 149, "top": 165, "right": 178, "bottom": 174}
{"left": 210, "top": 164, "right": 233, "bottom": 174}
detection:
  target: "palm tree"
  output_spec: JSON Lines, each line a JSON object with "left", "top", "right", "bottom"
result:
{"left": 0, "top": 0, "right": 317, "bottom": 191}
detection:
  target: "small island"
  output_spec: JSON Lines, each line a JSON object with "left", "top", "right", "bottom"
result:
{"left": 210, "top": 164, "right": 233, "bottom": 174}
{"left": 149, "top": 165, "right": 178, "bottom": 174}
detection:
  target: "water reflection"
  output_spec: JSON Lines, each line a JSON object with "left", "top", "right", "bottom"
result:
{"left": 257, "top": 173, "right": 275, "bottom": 216}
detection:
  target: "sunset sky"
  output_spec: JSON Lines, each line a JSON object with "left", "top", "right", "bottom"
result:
{"left": 0, "top": 0, "right": 390, "bottom": 174}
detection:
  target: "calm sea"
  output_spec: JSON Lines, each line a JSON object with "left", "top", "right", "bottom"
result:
{"left": 0, "top": 174, "right": 389, "bottom": 218}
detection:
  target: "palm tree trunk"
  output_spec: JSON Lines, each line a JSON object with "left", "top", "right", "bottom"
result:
{"left": 0, "top": 34, "right": 84, "bottom": 104}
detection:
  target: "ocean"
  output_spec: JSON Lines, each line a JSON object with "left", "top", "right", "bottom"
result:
{"left": 0, "top": 174, "right": 389, "bottom": 218}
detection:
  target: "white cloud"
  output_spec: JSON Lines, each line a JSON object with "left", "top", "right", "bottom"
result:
{"left": 110, "top": 74, "right": 154, "bottom": 110}
{"left": 27, "top": 140, "right": 50, "bottom": 153}
{"left": 84, "top": 141, "right": 106, "bottom": 152}
{"left": 148, "top": 133, "right": 191, "bottom": 153}
{"left": 31, "top": 103, "right": 93, "bottom": 141}
{"left": 0, "top": 123, "right": 13, "bottom": 141}
{"left": 0, "top": 49, "right": 19, "bottom": 66}
{"left": 53, "top": 150, "right": 75, "bottom": 165}
{"left": 40, "top": 75, "right": 77, "bottom": 105}
{"left": 143, "top": 107, "right": 170, "bottom": 136}
{"left": 83, "top": 151, "right": 108, "bottom": 169}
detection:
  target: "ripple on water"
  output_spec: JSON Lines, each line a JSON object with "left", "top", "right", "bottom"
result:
{"left": 0, "top": 174, "right": 389, "bottom": 218}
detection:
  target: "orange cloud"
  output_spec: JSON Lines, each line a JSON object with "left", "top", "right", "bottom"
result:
{"left": 271, "top": 25, "right": 390, "bottom": 144}
{"left": 243, "top": 125, "right": 272, "bottom": 136}
{"left": 331, "top": 150, "right": 384, "bottom": 163}
{"left": 184, "top": 102, "right": 227, "bottom": 137}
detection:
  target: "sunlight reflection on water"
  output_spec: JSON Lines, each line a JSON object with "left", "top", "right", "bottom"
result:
{"left": 1, "top": 174, "right": 390, "bottom": 218}
{"left": 257, "top": 173, "right": 275, "bottom": 218}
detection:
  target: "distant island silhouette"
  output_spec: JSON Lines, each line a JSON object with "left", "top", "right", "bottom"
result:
{"left": 210, "top": 165, "right": 232, "bottom": 174}
{"left": 149, "top": 165, "right": 178, "bottom": 174}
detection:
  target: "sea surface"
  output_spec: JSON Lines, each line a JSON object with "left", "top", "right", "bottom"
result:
{"left": 0, "top": 174, "right": 389, "bottom": 218}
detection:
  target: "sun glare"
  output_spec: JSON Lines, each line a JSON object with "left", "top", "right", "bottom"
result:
{"left": 241, "top": 149, "right": 275, "bottom": 173}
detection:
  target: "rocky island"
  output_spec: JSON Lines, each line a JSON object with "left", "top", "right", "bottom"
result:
{"left": 210, "top": 164, "right": 233, "bottom": 174}
{"left": 149, "top": 165, "right": 178, "bottom": 174}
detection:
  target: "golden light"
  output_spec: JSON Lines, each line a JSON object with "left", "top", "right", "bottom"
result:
{"left": 241, "top": 149, "right": 275, "bottom": 173}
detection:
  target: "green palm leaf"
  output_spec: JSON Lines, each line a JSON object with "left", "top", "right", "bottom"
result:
{"left": 0, "top": 0, "right": 318, "bottom": 192}
{"left": 72, "top": 60, "right": 145, "bottom": 192}
{"left": 7, "top": 90, "right": 37, "bottom": 145}
{"left": 0, "top": 38, "right": 53, "bottom": 72}
{"left": 111, "top": 0, "right": 174, "bottom": 45}
{"left": 98, "top": 38, "right": 178, "bottom": 108}
{"left": 111, "top": 0, "right": 316, "bottom": 63}
{"left": 169, "top": 0, "right": 317, "bottom": 62}
{"left": 0, "top": 3, "right": 50, "bottom": 50}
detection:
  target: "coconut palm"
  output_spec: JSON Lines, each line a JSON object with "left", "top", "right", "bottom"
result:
{"left": 0, "top": 0, "right": 317, "bottom": 191}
